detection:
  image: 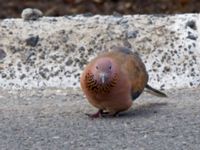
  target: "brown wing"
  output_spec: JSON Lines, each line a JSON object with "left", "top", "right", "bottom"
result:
{"left": 105, "top": 47, "right": 148, "bottom": 100}
{"left": 126, "top": 52, "right": 148, "bottom": 99}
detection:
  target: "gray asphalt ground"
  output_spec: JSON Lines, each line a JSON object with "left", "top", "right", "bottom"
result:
{"left": 0, "top": 88, "right": 200, "bottom": 150}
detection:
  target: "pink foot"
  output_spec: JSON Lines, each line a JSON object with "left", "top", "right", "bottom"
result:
{"left": 85, "top": 110, "right": 120, "bottom": 118}
{"left": 85, "top": 110, "right": 103, "bottom": 118}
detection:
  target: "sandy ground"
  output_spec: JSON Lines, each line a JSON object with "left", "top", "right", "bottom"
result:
{"left": 0, "top": 88, "right": 200, "bottom": 150}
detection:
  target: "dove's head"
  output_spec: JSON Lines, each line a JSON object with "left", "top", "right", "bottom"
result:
{"left": 84, "top": 57, "right": 119, "bottom": 94}
{"left": 91, "top": 57, "right": 118, "bottom": 85}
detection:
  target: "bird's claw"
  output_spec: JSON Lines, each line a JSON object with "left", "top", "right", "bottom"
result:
{"left": 85, "top": 110, "right": 119, "bottom": 118}
{"left": 85, "top": 112, "right": 102, "bottom": 118}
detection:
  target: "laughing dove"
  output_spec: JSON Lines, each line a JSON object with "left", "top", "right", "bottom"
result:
{"left": 80, "top": 47, "right": 167, "bottom": 118}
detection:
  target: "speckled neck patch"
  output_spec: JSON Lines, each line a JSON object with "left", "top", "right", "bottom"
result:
{"left": 85, "top": 72, "right": 118, "bottom": 94}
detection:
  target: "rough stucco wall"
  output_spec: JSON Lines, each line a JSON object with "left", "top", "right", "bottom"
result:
{"left": 0, "top": 14, "right": 199, "bottom": 90}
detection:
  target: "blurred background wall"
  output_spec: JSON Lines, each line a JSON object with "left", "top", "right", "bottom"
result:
{"left": 0, "top": 0, "right": 199, "bottom": 18}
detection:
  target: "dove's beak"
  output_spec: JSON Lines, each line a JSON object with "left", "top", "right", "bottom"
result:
{"left": 99, "top": 73, "right": 108, "bottom": 84}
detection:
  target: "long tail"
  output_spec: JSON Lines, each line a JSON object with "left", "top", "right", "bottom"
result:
{"left": 145, "top": 84, "right": 167, "bottom": 97}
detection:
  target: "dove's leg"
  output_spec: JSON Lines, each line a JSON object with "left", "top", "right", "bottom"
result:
{"left": 112, "top": 112, "right": 120, "bottom": 117}
{"left": 101, "top": 111, "right": 120, "bottom": 117}
{"left": 86, "top": 110, "right": 120, "bottom": 118}
{"left": 85, "top": 109, "right": 104, "bottom": 118}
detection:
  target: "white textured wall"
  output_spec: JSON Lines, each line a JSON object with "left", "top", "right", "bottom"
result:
{"left": 0, "top": 14, "right": 199, "bottom": 89}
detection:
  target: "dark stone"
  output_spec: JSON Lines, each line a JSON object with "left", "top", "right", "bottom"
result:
{"left": 74, "top": 73, "right": 80, "bottom": 78}
{"left": 26, "top": 35, "right": 39, "bottom": 47}
{"left": 1, "top": 73, "right": 7, "bottom": 78}
{"left": 0, "top": 49, "right": 7, "bottom": 60}
{"left": 54, "top": 45, "right": 60, "bottom": 50}
{"left": 170, "top": 43, "right": 174, "bottom": 48}
{"left": 126, "top": 31, "right": 138, "bottom": 39}
{"left": 39, "top": 71, "right": 48, "bottom": 79}
{"left": 20, "top": 74, "right": 26, "bottom": 80}
{"left": 78, "top": 46, "right": 85, "bottom": 52}
{"left": 65, "top": 58, "right": 73, "bottom": 66}
{"left": 170, "top": 31, "right": 175, "bottom": 34}
{"left": 9, "top": 72, "right": 16, "bottom": 79}
{"left": 186, "top": 20, "right": 197, "bottom": 30}
{"left": 25, "top": 66, "right": 30, "bottom": 72}
{"left": 120, "top": 19, "right": 128, "bottom": 25}
{"left": 51, "top": 70, "right": 60, "bottom": 77}
{"left": 164, "top": 66, "right": 171, "bottom": 72}
{"left": 10, "top": 46, "right": 23, "bottom": 53}
{"left": 187, "top": 35, "right": 198, "bottom": 40}
{"left": 51, "top": 18, "right": 57, "bottom": 22}
{"left": 26, "top": 51, "right": 36, "bottom": 63}
{"left": 157, "top": 64, "right": 161, "bottom": 67}
{"left": 160, "top": 84, "right": 165, "bottom": 90}
{"left": 189, "top": 51, "right": 193, "bottom": 54}
{"left": 39, "top": 53, "right": 45, "bottom": 59}
{"left": 17, "top": 63, "right": 22, "bottom": 67}
{"left": 43, "top": 68, "right": 50, "bottom": 73}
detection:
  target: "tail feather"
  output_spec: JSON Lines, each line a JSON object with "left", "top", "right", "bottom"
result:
{"left": 145, "top": 84, "right": 167, "bottom": 97}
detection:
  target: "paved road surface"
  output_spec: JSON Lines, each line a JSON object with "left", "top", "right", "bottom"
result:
{"left": 0, "top": 88, "right": 199, "bottom": 150}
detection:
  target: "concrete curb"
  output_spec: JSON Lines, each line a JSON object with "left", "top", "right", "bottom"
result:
{"left": 0, "top": 14, "right": 199, "bottom": 89}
